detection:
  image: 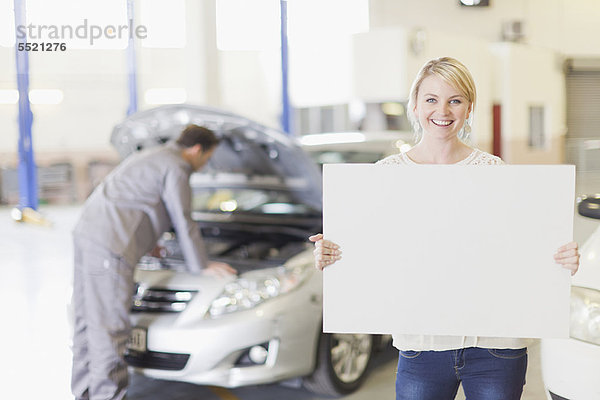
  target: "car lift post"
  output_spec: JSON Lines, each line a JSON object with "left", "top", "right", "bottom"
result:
{"left": 14, "top": 0, "right": 38, "bottom": 211}
{"left": 126, "top": 0, "right": 138, "bottom": 116}
{"left": 11, "top": 0, "right": 51, "bottom": 226}
{"left": 280, "top": 0, "right": 291, "bottom": 134}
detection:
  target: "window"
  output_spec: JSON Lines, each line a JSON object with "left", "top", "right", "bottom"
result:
{"left": 528, "top": 105, "right": 546, "bottom": 149}
{"left": 216, "top": 0, "right": 280, "bottom": 51}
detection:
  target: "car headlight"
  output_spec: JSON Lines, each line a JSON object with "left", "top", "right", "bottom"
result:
{"left": 570, "top": 286, "right": 600, "bottom": 345}
{"left": 208, "top": 264, "right": 311, "bottom": 317}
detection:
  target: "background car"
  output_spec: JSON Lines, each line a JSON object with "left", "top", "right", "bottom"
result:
{"left": 299, "top": 130, "right": 413, "bottom": 166}
{"left": 541, "top": 194, "right": 600, "bottom": 400}
{"left": 111, "top": 104, "right": 384, "bottom": 397}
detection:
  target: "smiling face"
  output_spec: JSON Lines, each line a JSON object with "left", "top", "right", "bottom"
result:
{"left": 413, "top": 74, "right": 472, "bottom": 141}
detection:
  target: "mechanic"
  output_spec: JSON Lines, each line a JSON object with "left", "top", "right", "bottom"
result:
{"left": 70, "top": 124, "right": 237, "bottom": 400}
{"left": 310, "top": 57, "right": 580, "bottom": 400}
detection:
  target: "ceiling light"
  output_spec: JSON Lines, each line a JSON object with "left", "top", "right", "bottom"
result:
{"left": 459, "top": 0, "right": 489, "bottom": 6}
{"left": 299, "top": 132, "right": 365, "bottom": 146}
{"left": 0, "top": 90, "right": 19, "bottom": 104}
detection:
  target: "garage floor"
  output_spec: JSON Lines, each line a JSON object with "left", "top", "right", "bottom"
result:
{"left": 2, "top": 171, "right": 598, "bottom": 399}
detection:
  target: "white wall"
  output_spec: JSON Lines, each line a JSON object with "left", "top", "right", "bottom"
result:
{"left": 218, "top": 49, "right": 281, "bottom": 127}
{"left": 369, "top": 0, "right": 600, "bottom": 57}
{"left": 490, "top": 43, "right": 566, "bottom": 163}
{"left": 352, "top": 27, "right": 410, "bottom": 102}
{"left": 288, "top": 34, "right": 355, "bottom": 108}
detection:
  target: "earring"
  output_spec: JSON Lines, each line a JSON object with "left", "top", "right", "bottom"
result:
{"left": 464, "top": 122, "right": 472, "bottom": 134}
{"left": 464, "top": 113, "right": 473, "bottom": 134}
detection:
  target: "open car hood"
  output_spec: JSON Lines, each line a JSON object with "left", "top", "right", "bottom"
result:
{"left": 110, "top": 104, "right": 323, "bottom": 212}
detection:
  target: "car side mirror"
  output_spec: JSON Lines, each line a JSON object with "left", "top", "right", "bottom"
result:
{"left": 578, "top": 195, "right": 600, "bottom": 220}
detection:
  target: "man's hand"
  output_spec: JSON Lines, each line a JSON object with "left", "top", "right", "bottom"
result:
{"left": 205, "top": 261, "right": 237, "bottom": 277}
{"left": 150, "top": 245, "right": 167, "bottom": 258}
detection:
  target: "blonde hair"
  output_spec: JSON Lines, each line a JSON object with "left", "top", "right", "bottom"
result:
{"left": 407, "top": 57, "right": 476, "bottom": 142}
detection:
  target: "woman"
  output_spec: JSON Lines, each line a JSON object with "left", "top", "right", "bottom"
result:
{"left": 309, "top": 57, "right": 579, "bottom": 400}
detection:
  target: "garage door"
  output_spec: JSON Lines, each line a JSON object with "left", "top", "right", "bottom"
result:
{"left": 565, "top": 59, "right": 600, "bottom": 171}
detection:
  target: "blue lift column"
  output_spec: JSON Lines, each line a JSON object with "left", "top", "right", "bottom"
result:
{"left": 280, "top": 0, "right": 291, "bottom": 134}
{"left": 14, "top": 0, "right": 38, "bottom": 210}
{"left": 126, "top": 0, "right": 138, "bottom": 116}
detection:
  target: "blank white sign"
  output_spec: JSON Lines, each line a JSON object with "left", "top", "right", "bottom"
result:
{"left": 322, "top": 164, "right": 575, "bottom": 339}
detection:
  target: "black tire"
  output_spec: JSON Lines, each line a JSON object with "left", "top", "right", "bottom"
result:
{"left": 303, "top": 333, "right": 373, "bottom": 397}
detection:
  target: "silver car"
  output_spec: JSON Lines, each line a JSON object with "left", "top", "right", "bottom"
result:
{"left": 111, "top": 105, "right": 379, "bottom": 396}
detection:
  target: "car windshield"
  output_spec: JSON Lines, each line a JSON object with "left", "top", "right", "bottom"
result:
{"left": 192, "top": 188, "right": 318, "bottom": 216}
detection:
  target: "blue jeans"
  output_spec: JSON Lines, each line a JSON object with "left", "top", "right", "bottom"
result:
{"left": 395, "top": 347, "right": 527, "bottom": 400}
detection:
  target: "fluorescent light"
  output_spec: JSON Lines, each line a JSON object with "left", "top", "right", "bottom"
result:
{"left": 144, "top": 88, "right": 187, "bottom": 104}
{"left": 29, "top": 89, "right": 64, "bottom": 105}
{"left": 288, "top": 0, "right": 369, "bottom": 39}
{"left": 140, "top": 0, "right": 186, "bottom": 48}
{"left": 0, "top": 90, "right": 19, "bottom": 104}
{"left": 459, "top": 0, "right": 489, "bottom": 6}
{"left": 300, "top": 132, "right": 365, "bottom": 146}
{"left": 216, "top": 0, "right": 280, "bottom": 51}
{"left": 0, "top": 89, "right": 65, "bottom": 105}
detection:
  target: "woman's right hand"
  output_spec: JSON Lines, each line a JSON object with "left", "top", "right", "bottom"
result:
{"left": 308, "top": 233, "right": 342, "bottom": 271}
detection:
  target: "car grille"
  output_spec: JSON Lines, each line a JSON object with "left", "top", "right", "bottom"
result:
{"left": 125, "top": 350, "right": 190, "bottom": 371}
{"left": 131, "top": 286, "right": 198, "bottom": 313}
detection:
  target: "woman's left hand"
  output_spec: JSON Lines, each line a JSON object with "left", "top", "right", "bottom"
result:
{"left": 554, "top": 241, "right": 580, "bottom": 276}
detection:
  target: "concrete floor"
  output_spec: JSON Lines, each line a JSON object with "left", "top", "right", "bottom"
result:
{"left": 1, "top": 172, "right": 598, "bottom": 399}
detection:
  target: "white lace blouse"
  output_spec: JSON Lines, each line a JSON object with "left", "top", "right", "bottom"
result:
{"left": 376, "top": 148, "right": 504, "bottom": 166}
{"left": 376, "top": 148, "right": 532, "bottom": 351}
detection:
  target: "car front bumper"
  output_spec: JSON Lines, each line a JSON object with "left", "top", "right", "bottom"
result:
{"left": 127, "top": 283, "right": 322, "bottom": 388}
{"left": 541, "top": 338, "right": 600, "bottom": 399}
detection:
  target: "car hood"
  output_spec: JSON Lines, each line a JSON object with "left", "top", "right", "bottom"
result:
{"left": 132, "top": 249, "right": 316, "bottom": 321}
{"left": 134, "top": 268, "right": 233, "bottom": 291}
{"left": 110, "top": 104, "right": 323, "bottom": 212}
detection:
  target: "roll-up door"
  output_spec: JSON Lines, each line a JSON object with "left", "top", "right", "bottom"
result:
{"left": 565, "top": 59, "right": 600, "bottom": 172}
